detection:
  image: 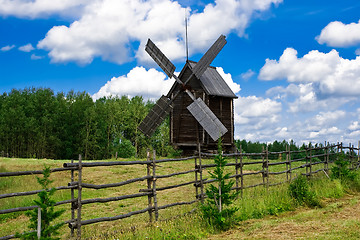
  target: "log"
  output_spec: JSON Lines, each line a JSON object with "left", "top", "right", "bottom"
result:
{"left": 72, "top": 176, "right": 152, "bottom": 189}
{"left": 156, "top": 169, "right": 197, "bottom": 179}
{"left": 81, "top": 192, "right": 151, "bottom": 205}
{"left": 157, "top": 199, "right": 199, "bottom": 210}
{"left": 0, "top": 185, "right": 76, "bottom": 199}
{"left": 0, "top": 199, "right": 75, "bottom": 214}
{"left": 71, "top": 207, "right": 153, "bottom": 228}
{"left": 0, "top": 167, "right": 77, "bottom": 178}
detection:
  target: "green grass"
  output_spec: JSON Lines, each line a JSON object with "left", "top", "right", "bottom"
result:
{"left": 0, "top": 156, "right": 359, "bottom": 239}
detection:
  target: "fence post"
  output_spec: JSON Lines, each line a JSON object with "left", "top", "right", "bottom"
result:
{"left": 146, "top": 149, "right": 153, "bottom": 223}
{"left": 262, "top": 146, "right": 266, "bottom": 187}
{"left": 198, "top": 143, "right": 204, "bottom": 203}
{"left": 286, "top": 145, "right": 289, "bottom": 181}
{"left": 37, "top": 207, "right": 41, "bottom": 239}
{"left": 288, "top": 144, "right": 292, "bottom": 181}
{"left": 309, "top": 147, "right": 312, "bottom": 177}
{"left": 77, "top": 154, "right": 82, "bottom": 240}
{"left": 239, "top": 146, "right": 244, "bottom": 198}
{"left": 235, "top": 148, "right": 239, "bottom": 197}
{"left": 195, "top": 156, "right": 199, "bottom": 199}
{"left": 152, "top": 150, "right": 158, "bottom": 221}
{"left": 70, "top": 158, "right": 75, "bottom": 237}
{"left": 325, "top": 142, "right": 329, "bottom": 173}
{"left": 266, "top": 146, "right": 269, "bottom": 187}
{"left": 305, "top": 147, "right": 309, "bottom": 178}
{"left": 358, "top": 141, "right": 360, "bottom": 169}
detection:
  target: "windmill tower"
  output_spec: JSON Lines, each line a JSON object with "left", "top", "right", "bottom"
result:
{"left": 138, "top": 35, "right": 237, "bottom": 154}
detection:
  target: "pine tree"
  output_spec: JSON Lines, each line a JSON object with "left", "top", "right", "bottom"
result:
{"left": 16, "top": 166, "right": 65, "bottom": 240}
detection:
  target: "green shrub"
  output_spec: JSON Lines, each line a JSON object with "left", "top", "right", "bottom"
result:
{"left": 331, "top": 152, "right": 357, "bottom": 181}
{"left": 116, "top": 139, "right": 136, "bottom": 158}
{"left": 289, "top": 175, "right": 320, "bottom": 208}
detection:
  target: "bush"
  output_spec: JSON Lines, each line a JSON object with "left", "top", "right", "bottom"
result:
{"left": 331, "top": 152, "right": 357, "bottom": 181}
{"left": 116, "top": 139, "right": 136, "bottom": 158}
{"left": 289, "top": 175, "right": 320, "bottom": 208}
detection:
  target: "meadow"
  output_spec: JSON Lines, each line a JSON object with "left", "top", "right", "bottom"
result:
{"left": 1, "top": 152, "right": 359, "bottom": 239}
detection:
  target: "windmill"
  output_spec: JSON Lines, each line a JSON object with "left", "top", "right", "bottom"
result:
{"left": 139, "top": 35, "right": 236, "bottom": 152}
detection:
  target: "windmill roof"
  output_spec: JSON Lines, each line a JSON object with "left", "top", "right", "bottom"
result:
{"left": 167, "top": 61, "right": 238, "bottom": 99}
{"left": 188, "top": 61, "right": 237, "bottom": 98}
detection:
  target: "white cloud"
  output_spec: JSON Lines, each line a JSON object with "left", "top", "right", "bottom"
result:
{"left": 0, "top": 0, "right": 93, "bottom": 19}
{"left": 316, "top": 20, "right": 360, "bottom": 47}
{"left": 92, "top": 66, "right": 173, "bottom": 100}
{"left": 240, "top": 69, "right": 255, "bottom": 80}
{"left": 37, "top": 0, "right": 282, "bottom": 65}
{"left": 349, "top": 121, "right": 360, "bottom": 131}
{"left": 18, "top": 43, "right": 35, "bottom": 52}
{"left": 216, "top": 67, "right": 241, "bottom": 94}
{"left": 356, "top": 48, "right": 360, "bottom": 56}
{"left": 1, "top": 45, "right": 15, "bottom": 52}
{"left": 234, "top": 96, "right": 281, "bottom": 132}
{"left": 30, "top": 54, "right": 44, "bottom": 60}
{"left": 259, "top": 48, "right": 360, "bottom": 98}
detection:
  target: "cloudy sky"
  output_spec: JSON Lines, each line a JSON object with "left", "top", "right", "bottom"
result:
{"left": 1, "top": 0, "right": 360, "bottom": 146}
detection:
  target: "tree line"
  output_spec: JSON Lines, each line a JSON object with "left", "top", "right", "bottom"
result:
{"left": 0, "top": 88, "right": 174, "bottom": 160}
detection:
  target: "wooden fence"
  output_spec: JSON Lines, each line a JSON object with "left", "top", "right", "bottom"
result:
{"left": 1, "top": 142, "right": 360, "bottom": 239}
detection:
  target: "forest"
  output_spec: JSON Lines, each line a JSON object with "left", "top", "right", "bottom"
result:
{"left": 0, "top": 88, "right": 335, "bottom": 160}
{"left": 0, "top": 88, "right": 173, "bottom": 160}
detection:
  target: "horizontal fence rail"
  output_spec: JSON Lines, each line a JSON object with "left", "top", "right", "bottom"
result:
{"left": 1, "top": 142, "right": 360, "bottom": 239}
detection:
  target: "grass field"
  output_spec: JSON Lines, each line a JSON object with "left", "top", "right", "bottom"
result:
{"left": 1, "top": 155, "right": 359, "bottom": 239}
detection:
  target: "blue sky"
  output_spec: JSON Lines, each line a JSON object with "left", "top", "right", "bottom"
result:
{"left": 1, "top": 0, "right": 360, "bottom": 145}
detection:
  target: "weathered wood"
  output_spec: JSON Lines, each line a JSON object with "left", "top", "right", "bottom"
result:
{"left": 157, "top": 199, "right": 199, "bottom": 210}
{"left": 70, "top": 158, "right": 75, "bottom": 237}
{"left": 152, "top": 150, "right": 158, "bottom": 221}
{"left": 156, "top": 169, "right": 197, "bottom": 179}
{"left": 63, "top": 156, "right": 196, "bottom": 169}
{"left": 0, "top": 199, "right": 75, "bottom": 214}
{"left": 72, "top": 176, "right": 152, "bottom": 189}
{"left": 198, "top": 143, "right": 204, "bottom": 203}
{"left": 71, "top": 207, "right": 153, "bottom": 228}
{"left": 146, "top": 150, "right": 153, "bottom": 223}
{"left": 0, "top": 167, "right": 77, "bottom": 178}
{"left": 0, "top": 185, "right": 76, "bottom": 199}
{"left": 195, "top": 157, "right": 199, "bottom": 200}
{"left": 82, "top": 192, "right": 151, "bottom": 205}
{"left": 140, "top": 180, "right": 198, "bottom": 192}
{"left": 37, "top": 207, "right": 41, "bottom": 239}
{"left": 235, "top": 148, "right": 239, "bottom": 197}
{"left": 77, "top": 154, "right": 82, "bottom": 239}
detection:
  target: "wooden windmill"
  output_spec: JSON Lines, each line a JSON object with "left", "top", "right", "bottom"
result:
{"left": 138, "top": 35, "right": 237, "bottom": 153}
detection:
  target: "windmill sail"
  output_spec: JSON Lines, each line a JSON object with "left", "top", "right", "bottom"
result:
{"left": 187, "top": 98, "right": 227, "bottom": 141}
{"left": 191, "top": 35, "right": 226, "bottom": 79}
{"left": 145, "top": 39, "right": 176, "bottom": 78}
{"left": 138, "top": 95, "right": 172, "bottom": 137}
